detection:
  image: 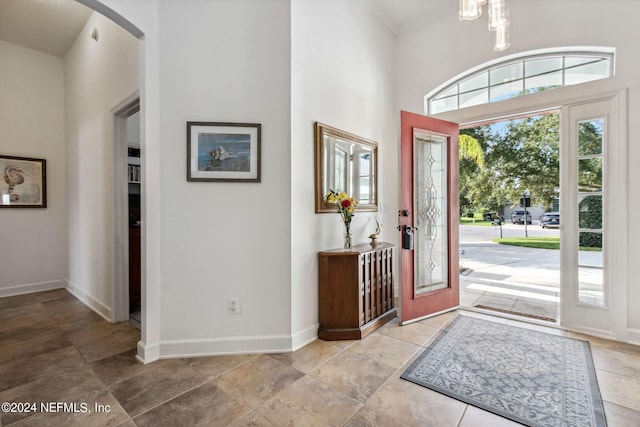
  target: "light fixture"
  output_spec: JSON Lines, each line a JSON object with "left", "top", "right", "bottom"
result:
{"left": 459, "top": 0, "right": 510, "bottom": 51}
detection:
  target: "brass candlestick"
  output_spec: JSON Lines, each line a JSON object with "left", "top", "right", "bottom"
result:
{"left": 369, "top": 217, "right": 382, "bottom": 247}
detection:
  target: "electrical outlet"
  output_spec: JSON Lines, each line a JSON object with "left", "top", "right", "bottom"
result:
{"left": 228, "top": 298, "right": 240, "bottom": 314}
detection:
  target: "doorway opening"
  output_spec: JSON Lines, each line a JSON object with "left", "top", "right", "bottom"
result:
{"left": 458, "top": 111, "right": 561, "bottom": 324}
{"left": 126, "top": 111, "right": 141, "bottom": 328}
{"left": 112, "top": 96, "right": 141, "bottom": 326}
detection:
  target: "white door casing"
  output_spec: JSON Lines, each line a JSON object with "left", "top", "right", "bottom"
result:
{"left": 560, "top": 91, "right": 628, "bottom": 341}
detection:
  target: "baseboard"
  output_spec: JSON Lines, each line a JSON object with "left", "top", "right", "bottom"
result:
{"left": 292, "top": 323, "right": 318, "bottom": 351}
{"left": 159, "top": 334, "right": 294, "bottom": 359}
{"left": 136, "top": 340, "right": 160, "bottom": 364}
{"left": 627, "top": 328, "right": 640, "bottom": 346}
{"left": 0, "top": 279, "right": 66, "bottom": 298}
{"left": 565, "top": 323, "right": 616, "bottom": 341}
{"left": 65, "top": 281, "right": 112, "bottom": 322}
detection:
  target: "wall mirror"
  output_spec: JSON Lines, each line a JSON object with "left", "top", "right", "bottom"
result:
{"left": 315, "top": 122, "right": 378, "bottom": 213}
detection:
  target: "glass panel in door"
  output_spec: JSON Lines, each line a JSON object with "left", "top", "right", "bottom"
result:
{"left": 414, "top": 132, "right": 448, "bottom": 294}
{"left": 577, "top": 119, "right": 604, "bottom": 305}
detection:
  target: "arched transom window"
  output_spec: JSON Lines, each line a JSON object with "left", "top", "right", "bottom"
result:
{"left": 426, "top": 48, "right": 614, "bottom": 114}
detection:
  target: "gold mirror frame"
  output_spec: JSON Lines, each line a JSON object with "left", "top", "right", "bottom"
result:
{"left": 314, "top": 122, "right": 378, "bottom": 213}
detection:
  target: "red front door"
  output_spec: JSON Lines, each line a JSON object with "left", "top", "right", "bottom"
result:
{"left": 400, "top": 110, "right": 460, "bottom": 323}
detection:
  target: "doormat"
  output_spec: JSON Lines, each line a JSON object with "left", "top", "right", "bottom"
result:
{"left": 401, "top": 316, "right": 606, "bottom": 426}
{"left": 474, "top": 304, "right": 556, "bottom": 323}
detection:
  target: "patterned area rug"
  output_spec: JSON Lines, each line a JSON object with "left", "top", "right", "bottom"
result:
{"left": 401, "top": 316, "right": 607, "bottom": 426}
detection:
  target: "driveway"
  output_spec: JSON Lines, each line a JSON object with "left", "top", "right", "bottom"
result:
{"left": 459, "top": 223, "right": 560, "bottom": 322}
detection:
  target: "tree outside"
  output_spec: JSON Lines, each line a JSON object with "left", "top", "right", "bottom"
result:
{"left": 459, "top": 113, "right": 561, "bottom": 216}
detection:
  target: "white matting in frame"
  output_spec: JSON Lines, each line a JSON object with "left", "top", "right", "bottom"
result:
{"left": 187, "top": 122, "right": 261, "bottom": 182}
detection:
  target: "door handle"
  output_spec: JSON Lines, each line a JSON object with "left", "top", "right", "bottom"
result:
{"left": 402, "top": 225, "right": 414, "bottom": 250}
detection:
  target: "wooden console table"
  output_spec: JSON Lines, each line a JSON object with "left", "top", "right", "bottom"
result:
{"left": 318, "top": 242, "right": 397, "bottom": 340}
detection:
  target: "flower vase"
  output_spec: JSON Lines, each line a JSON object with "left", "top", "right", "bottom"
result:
{"left": 344, "top": 224, "right": 352, "bottom": 250}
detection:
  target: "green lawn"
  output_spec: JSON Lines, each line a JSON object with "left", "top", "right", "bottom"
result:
{"left": 492, "top": 237, "right": 560, "bottom": 249}
{"left": 492, "top": 236, "right": 602, "bottom": 251}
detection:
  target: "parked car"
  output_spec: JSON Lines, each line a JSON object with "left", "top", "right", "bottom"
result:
{"left": 540, "top": 212, "right": 560, "bottom": 228}
{"left": 511, "top": 210, "right": 532, "bottom": 224}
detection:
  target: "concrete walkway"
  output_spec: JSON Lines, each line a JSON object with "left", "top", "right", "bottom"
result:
{"left": 459, "top": 223, "right": 560, "bottom": 322}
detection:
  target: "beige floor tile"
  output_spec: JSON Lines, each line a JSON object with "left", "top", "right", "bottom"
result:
{"left": 417, "top": 310, "right": 459, "bottom": 329}
{"left": 108, "top": 360, "right": 206, "bottom": 417}
{"left": 268, "top": 339, "right": 341, "bottom": 373}
{"left": 347, "top": 332, "right": 421, "bottom": 369}
{"left": 0, "top": 345, "right": 85, "bottom": 392}
{"left": 596, "top": 369, "right": 640, "bottom": 412}
{"left": 133, "top": 381, "right": 249, "bottom": 426}
{"left": 0, "top": 310, "right": 55, "bottom": 339}
{"left": 309, "top": 349, "right": 397, "bottom": 402}
{"left": 323, "top": 338, "right": 357, "bottom": 349}
{"left": 367, "top": 377, "right": 466, "bottom": 427}
{"left": 256, "top": 376, "right": 362, "bottom": 427}
{"left": 0, "top": 316, "right": 61, "bottom": 346}
{"left": 591, "top": 346, "right": 640, "bottom": 379}
{"left": 377, "top": 319, "right": 440, "bottom": 346}
{"left": 568, "top": 332, "right": 640, "bottom": 355}
{"left": 215, "top": 355, "right": 304, "bottom": 409}
{"left": 75, "top": 325, "right": 140, "bottom": 363}
{"left": 44, "top": 299, "right": 106, "bottom": 331}
{"left": 344, "top": 403, "right": 410, "bottom": 427}
{"left": 603, "top": 401, "right": 640, "bottom": 426}
{"left": 90, "top": 349, "right": 170, "bottom": 386}
{"left": 182, "top": 353, "right": 259, "bottom": 379}
{"left": 67, "top": 320, "right": 138, "bottom": 347}
{"left": 0, "top": 368, "right": 106, "bottom": 424}
{"left": 0, "top": 330, "right": 72, "bottom": 364}
{"left": 458, "top": 406, "right": 523, "bottom": 427}
{"left": 227, "top": 411, "right": 273, "bottom": 426}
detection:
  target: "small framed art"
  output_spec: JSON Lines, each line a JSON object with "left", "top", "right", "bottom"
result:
{"left": 0, "top": 155, "right": 47, "bottom": 208}
{"left": 187, "top": 122, "right": 261, "bottom": 182}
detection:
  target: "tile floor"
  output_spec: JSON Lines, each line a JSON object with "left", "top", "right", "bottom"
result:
{"left": 1, "top": 289, "right": 639, "bottom": 426}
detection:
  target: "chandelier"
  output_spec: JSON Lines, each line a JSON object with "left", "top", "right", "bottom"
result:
{"left": 459, "top": 0, "right": 510, "bottom": 51}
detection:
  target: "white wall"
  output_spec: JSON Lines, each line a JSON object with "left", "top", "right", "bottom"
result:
{"left": 65, "top": 11, "right": 139, "bottom": 318}
{"left": 99, "top": 0, "right": 394, "bottom": 358}
{"left": 0, "top": 41, "right": 68, "bottom": 296}
{"left": 154, "top": 0, "right": 292, "bottom": 355}
{"left": 290, "top": 0, "right": 397, "bottom": 345}
{"left": 395, "top": 0, "right": 640, "bottom": 338}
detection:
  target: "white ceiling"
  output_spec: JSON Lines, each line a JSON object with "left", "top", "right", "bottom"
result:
{"left": 0, "top": 0, "right": 92, "bottom": 57}
{"left": 367, "top": 0, "right": 455, "bottom": 34}
{"left": 0, "top": 0, "right": 455, "bottom": 58}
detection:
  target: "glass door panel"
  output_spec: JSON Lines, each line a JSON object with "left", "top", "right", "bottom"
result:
{"left": 414, "top": 132, "right": 448, "bottom": 295}
{"left": 577, "top": 119, "right": 604, "bottom": 306}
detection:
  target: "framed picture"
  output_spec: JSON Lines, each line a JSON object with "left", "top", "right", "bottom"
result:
{"left": 187, "top": 122, "right": 261, "bottom": 182}
{"left": 0, "top": 155, "right": 47, "bottom": 208}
